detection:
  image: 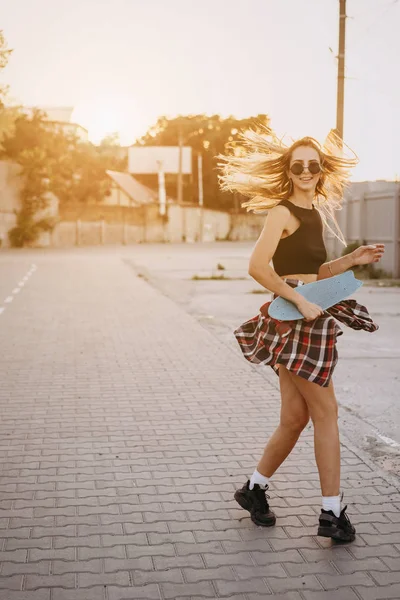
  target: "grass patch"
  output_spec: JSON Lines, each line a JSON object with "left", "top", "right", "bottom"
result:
{"left": 363, "top": 279, "right": 400, "bottom": 287}
{"left": 249, "top": 288, "right": 271, "bottom": 294}
{"left": 191, "top": 274, "right": 247, "bottom": 281}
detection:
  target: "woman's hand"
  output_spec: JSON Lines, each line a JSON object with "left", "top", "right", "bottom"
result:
{"left": 351, "top": 244, "right": 385, "bottom": 266}
{"left": 296, "top": 298, "right": 324, "bottom": 322}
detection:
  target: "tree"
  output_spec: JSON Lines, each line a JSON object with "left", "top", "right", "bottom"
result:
{"left": 0, "top": 104, "right": 21, "bottom": 142}
{"left": 1, "top": 111, "right": 127, "bottom": 246}
{"left": 0, "top": 30, "right": 128, "bottom": 246}
{"left": 99, "top": 132, "right": 120, "bottom": 147}
{"left": 0, "top": 30, "right": 12, "bottom": 106}
{"left": 0, "top": 31, "right": 20, "bottom": 143}
{"left": 135, "top": 113, "right": 270, "bottom": 211}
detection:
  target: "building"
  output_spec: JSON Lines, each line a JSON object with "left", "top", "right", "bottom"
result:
{"left": 106, "top": 169, "right": 172, "bottom": 208}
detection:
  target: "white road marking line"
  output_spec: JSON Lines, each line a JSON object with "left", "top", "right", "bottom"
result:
{"left": 377, "top": 433, "right": 400, "bottom": 448}
{"left": 0, "top": 266, "right": 38, "bottom": 319}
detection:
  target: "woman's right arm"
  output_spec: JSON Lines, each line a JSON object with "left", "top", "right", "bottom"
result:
{"left": 249, "top": 206, "right": 324, "bottom": 321}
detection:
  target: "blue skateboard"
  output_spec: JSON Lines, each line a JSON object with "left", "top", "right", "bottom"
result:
{"left": 267, "top": 270, "right": 363, "bottom": 321}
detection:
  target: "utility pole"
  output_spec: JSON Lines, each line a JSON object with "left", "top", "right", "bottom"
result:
{"left": 335, "top": 0, "right": 347, "bottom": 258}
{"left": 198, "top": 153, "right": 204, "bottom": 242}
{"left": 177, "top": 121, "right": 185, "bottom": 241}
{"left": 336, "top": 0, "right": 346, "bottom": 141}
{"left": 177, "top": 123, "right": 183, "bottom": 204}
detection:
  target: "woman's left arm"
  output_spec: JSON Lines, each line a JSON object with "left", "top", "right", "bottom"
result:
{"left": 318, "top": 244, "right": 385, "bottom": 280}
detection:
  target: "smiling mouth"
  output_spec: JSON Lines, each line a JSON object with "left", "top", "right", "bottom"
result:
{"left": 300, "top": 178, "right": 312, "bottom": 182}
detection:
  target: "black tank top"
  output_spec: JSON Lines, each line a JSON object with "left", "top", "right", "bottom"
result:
{"left": 272, "top": 199, "right": 327, "bottom": 276}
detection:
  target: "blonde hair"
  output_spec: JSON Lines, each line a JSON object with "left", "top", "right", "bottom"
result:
{"left": 218, "top": 126, "right": 358, "bottom": 245}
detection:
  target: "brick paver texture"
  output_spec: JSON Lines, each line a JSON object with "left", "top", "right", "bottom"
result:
{"left": 0, "top": 250, "right": 399, "bottom": 600}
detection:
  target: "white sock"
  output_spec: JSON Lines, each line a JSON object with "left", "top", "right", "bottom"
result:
{"left": 322, "top": 495, "right": 341, "bottom": 517}
{"left": 249, "top": 469, "right": 270, "bottom": 490}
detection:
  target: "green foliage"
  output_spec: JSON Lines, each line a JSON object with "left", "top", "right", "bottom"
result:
{"left": 2, "top": 111, "right": 127, "bottom": 204}
{"left": 1, "top": 111, "right": 127, "bottom": 247}
{"left": 0, "top": 31, "right": 12, "bottom": 106}
{"left": 0, "top": 105, "right": 22, "bottom": 144}
{"left": 341, "top": 240, "right": 388, "bottom": 279}
{"left": 8, "top": 213, "right": 54, "bottom": 248}
{"left": 341, "top": 241, "right": 359, "bottom": 256}
{"left": 191, "top": 274, "right": 246, "bottom": 281}
{"left": 135, "top": 113, "right": 270, "bottom": 211}
{"left": 0, "top": 30, "right": 128, "bottom": 246}
{"left": 0, "top": 31, "right": 12, "bottom": 69}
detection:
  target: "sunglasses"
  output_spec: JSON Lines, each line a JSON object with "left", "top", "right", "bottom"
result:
{"left": 290, "top": 161, "right": 321, "bottom": 176}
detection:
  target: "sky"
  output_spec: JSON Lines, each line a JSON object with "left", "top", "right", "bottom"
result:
{"left": 1, "top": 0, "right": 399, "bottom": 181}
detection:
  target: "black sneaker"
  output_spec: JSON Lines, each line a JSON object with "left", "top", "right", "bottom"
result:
{"left": 318, "top": 505, "right": 356, "bottom": 542}
{"left": 234, "top": 480, "right": 276, "bottom": 527}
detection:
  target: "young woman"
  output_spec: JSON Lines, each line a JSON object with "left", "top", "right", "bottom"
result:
{"left": 218, "top": 129, "right": 385, "bottom": 542}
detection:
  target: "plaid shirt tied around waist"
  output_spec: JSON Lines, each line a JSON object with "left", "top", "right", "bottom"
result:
{"left": 234, "top": 278, "right": 378, "bottom": 387}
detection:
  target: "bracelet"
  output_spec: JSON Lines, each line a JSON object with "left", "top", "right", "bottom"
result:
{"left": 328, "top": 262, "right": 334, "bottom": 276}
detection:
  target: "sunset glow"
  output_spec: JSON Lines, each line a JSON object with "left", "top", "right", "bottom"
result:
{"left": 1, "top": 0, "right": 399, "bottom": 179}
{"left": 73, "top": 99, "right": 142, "bottom": 145}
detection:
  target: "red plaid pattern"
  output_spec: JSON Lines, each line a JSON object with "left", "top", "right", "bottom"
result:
{"left": 234, "top": 278, "right": 378, "bottom": 387}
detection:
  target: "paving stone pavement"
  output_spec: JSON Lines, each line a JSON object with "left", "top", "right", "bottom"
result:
{"left": 0, "top": 250, "right": 399, "bottom": 600}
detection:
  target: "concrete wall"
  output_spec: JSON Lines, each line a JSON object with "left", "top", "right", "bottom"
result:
{"left": 51, "top": 222, "right": 78, "bottom": 247}
{"left": 165, "top": 205, "right": 264, "bottom": 243}
{"left": 167, "top": 204, "right": 231, "bottom": 243}
{"left": 42, "top": 202, "right": 264, "bottom": 247}
{"left": 325, "top": 181, "right": 400, "bottom": 277}
{"left": 0, "top": 161, "right": 266, "bottom": 248}
{"left": 230, "top": 212, "right": 265, "bottom": 241}
{"left": 2, "top": 158, "right": 397, "bottom": 276}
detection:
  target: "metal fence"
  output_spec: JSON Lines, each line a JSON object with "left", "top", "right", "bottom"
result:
{"left": 325, "top": 181, "right": 400, "bottom": 278}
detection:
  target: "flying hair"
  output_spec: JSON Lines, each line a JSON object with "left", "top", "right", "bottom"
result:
{"left": 217, "top": 125, "right": 358, "bottom": 245}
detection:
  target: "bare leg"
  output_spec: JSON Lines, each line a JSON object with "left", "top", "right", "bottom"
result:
{"left": 257, "top": 365, "right": 309, "bottom": 477}
{"left": 287, "top": 373, "right": 340, "bottom": 497}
